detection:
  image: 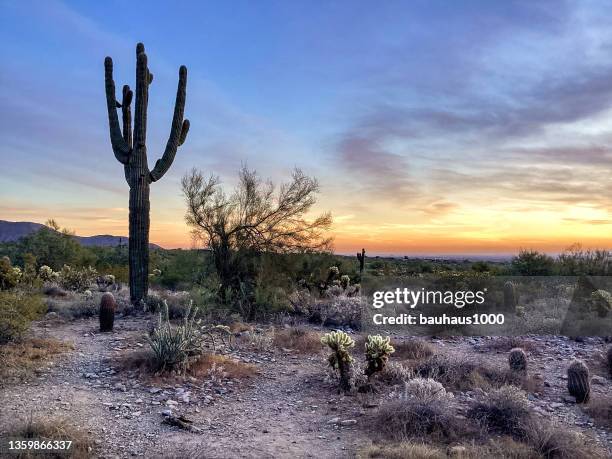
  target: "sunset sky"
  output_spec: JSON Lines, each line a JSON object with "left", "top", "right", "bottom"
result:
{"left": 2, "top": 1, "right": 612, "bottom": 255}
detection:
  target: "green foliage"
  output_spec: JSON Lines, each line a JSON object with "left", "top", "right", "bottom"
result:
{"left": 58, "top": 265, "right": 98, "bottom": 292}
{"left": 557, "top": 245, "right": 612, "bottom": 276}
{"left": 0, "top": 256, "right": 22, "bottom": 290}
{"left": 364, "top": 335, "right": 395, "bottom": 377}
{"left": 17, "top": 224, "right": 94, "bottom": 271}
{"left": 0, "top": 291, "right": 46, "bottom": 343}
{"left": 511, "top": 250, "right": 554, "bottom": 276}
{"left": 147, "top": 300, "right": 204, "bottom": 373}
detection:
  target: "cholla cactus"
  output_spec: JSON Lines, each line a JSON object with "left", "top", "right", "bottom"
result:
{"left": 508, "top": 348, "right": 527, "bottom": 372}
{"left": 567, "top": 359, "right": 590, "bottom": 403}
{"left": 364, "top": 335, "right": 395, "bottom": 377}
{"left": 340, "top": 275, "right": 350, "bottom": 290}
{"left": 587, "top": 290, "right": 612, "bottom": 317}
{"left": 503, "top": 281, "right": 518, "bottom": 311}
{"left": 321, "top": 330, "right": 355, "bottom": 392}
{"left": 38, "top": 265, "right": 54, "bottom": 282}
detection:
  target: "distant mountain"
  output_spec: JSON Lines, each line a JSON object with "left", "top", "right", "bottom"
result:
{"left": 0, "top": 220, "right": 162, "bottom": 249}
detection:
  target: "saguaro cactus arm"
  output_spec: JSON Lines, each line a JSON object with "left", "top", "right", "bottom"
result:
{"left": 104, "top": 57, "right": 131, "bottom": 164}
{"left": 149, "top": 65, "right": 190, "bottom": 182}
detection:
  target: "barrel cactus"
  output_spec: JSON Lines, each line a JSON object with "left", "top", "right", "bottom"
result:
{"left": 364, "top": 335, "right": 395, "bottom": 377}
{"left": 321, "top": 330, "right": 355, "bottom": 392}
{"left": 503, "top": 281, "right": 518, "bottom": 311}
{"left": 567, "top": 359, "right": 590, "bottom": 403}
{"left": 508, "top": 348, "right": 527, "bottom": 372}
{"left": 99, "top": 292, "right": 116, "bottom": 332}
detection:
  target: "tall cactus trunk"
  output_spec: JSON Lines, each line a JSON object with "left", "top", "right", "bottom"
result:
{"left": 105, "top": 43, "right": 190, "bottom": 306}
{"left": 128, "top": 179, "right": 150, "bottom": 305}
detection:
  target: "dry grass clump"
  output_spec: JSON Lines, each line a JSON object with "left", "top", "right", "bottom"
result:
{"left": 0, "top": 338, "right": 73, "bottom": 386}
{"left": 583, "top": 394, "right": 612, "bottom": 429}
{"left": 4, "top": 416, "right": 93, "bottom": 458}
{"left": 467, "top": 385, "right": 531, "bottom": 438}
{"left": 526, "top": 420, "right": 608, "bottom": 459}
{"left": 357, "top": 442, "right": 446, "bottom": 459}
{"left": 414, "top": 353, "right": 539, "bottom": 393}
{"left": 229, "top": 321, "right": 253, "bottom": 333}
{"left": 357, "top": 438, "right": 536, "bottom": 459}
{"left": 379, "top": 361, "right": 414, "bottom": 385}
{"left": 391, "top": 338, "right": 435, "bottom": 360}
{"left": 480, "top": 337, "right": 537, "bottom": 353}
{"left": 373, "top": 397, "right": 469, "bottom": 443}
{"left": 189, "top": 354, "right": 258, "bottom": 380}
{"left": 272, "top": 327, "right": 321, "bottom": 353}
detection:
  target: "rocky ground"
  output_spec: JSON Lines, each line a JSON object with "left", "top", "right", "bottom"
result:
{"left": 0, "top": 316, "right": 611, "bottom": 458}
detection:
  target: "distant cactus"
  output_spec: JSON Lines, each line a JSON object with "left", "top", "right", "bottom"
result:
{"left": 321, "top": 330, "right": 355, "bottom": 392}
{"left": 587, "top": 290, "right": 612, "bottom": 317}
{"left": 357, "top": 248, "right": 366, "bottom": 274}
{"left": 567, "top": 359, "right": 590, "bottom": 403}
{"left": 508, "top": 348, "right": 527, "bottom": 372}
{"left": 99, "top": 292, "right": 116, "bottom": 332}
{"left": 38, "top": 265, "right": 54, "bottom": 282}
{"left": 365, "top": 335, "right": 395, "bottom": 377}
{"left": 607, "top": 346, "right": 612, "bottom": 378}
{"left": 503, "top": 281, "right": 518, "bottom": 311}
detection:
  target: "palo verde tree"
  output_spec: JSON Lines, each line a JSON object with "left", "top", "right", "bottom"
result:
{"left": 104, "top": 43, "right": 190, "bottom": 305}
{"left": 181, "top": 166, "right": 332, "bottom": 301}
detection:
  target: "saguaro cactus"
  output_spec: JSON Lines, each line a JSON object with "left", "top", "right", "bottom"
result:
{"left": 357, "top": 248, "right": 365, "bottom": 274}
{"left": 104, "top": 43, "right": 189, "bottom": 305}
{"left": 503, "top": 281, "right": 518, "bottom": 312}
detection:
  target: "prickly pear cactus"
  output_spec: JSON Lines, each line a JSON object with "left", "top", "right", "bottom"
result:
{"left": 567, "top": 359, "right": 590, "bottom": 403}
{"left": 321, "top": 331, "right": 355, "bottom": 392}
{"left": 503, "top": 281, "right": 517, "bottom": 311}
{"left": 508, "top": 348, "right": 527, "bottom": 372}
{"left": 364, "top": 335, "right": 395, "bottom": 377}
{"left": 99, "top": 292, "right": 116, "bottom": 332}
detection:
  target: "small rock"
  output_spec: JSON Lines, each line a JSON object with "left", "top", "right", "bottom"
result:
{"left": 339, "top": 419, "right": 357, "bottom": 426}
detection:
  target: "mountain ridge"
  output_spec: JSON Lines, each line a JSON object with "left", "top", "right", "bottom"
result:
{"left": 0, "top": 220, "right": 163, "bottom": 249}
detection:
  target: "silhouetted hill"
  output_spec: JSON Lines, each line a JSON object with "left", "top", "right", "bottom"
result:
{"left": 0, "top": 220, "right": 162, "bottom": 249}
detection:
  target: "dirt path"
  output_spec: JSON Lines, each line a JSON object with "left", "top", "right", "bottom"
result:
{"left": 0, "top": 317, "right": 366, "bottom": 459}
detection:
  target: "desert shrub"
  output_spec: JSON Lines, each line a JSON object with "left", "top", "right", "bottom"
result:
{"left": 392, "top": 338, "right": 435, "bottom": 360}
{"left": 147, "top": 301, "right": 204, "bottom": 373}
{"left": 310, "top": 294, "right": 362, "bottom": 328}
{"left": 146, "top": 290, "right": 195, "bottom": 318}
{"left": 58, "top": 265, "right": 97, "bottom": 292}
{"left": 0, "top": 256, "right": 22, "bottom": 290}
{"left": 272, "top": 327, "right": 321, "bottom": 353}
{"left": 557, "top": 245, "right": 612, "bottom": 276}
{"left": 526, "top": 419, "right": 608, "bottom": 459}
{"left": 480, "top": 336, "right": 537, "bottom": 353}
{"left": 414, "top": 353, "right": 523, "bottom": 392}
{"left": 511, "top": 250, "right": 554, "bottom": 276}
{"left": 5, "top": 416, "right": 93, "bottom": 458}
{"left": 45, "top": 295, "right": 99, "bottom": 319}
{"left": 0, "top": 291, "right": 45, "bottom": 343}
{"left": 242, "top": 329, "right": 274, "bottom": 352}
{"left": 374, "top": 397, "right": 465, "bottom": 442}
{"left": 468, "top": 385, "right": 531, "bottom": 438}
{"left": 401, "top": 377, "right": 452, "bottom": 402}
{"left": 380, "top": 361, "right": 414, "bottom": 385}
{"left": 189, "top": 353, "right": 258, "bottom": 380}
{"left": 583, "top": 394, "right": 612, "bottom": 430}
{"left": 288, "top": 289, "right": 313, "bottom": 315}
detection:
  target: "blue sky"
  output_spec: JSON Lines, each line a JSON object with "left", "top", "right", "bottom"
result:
{"left": 2, "top": 1, "right": 612, "bottom": 254}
